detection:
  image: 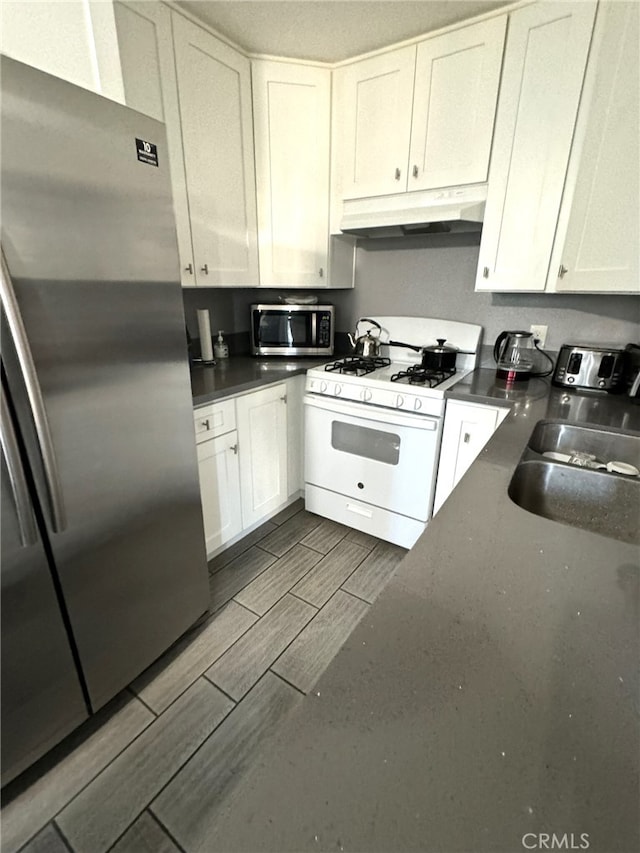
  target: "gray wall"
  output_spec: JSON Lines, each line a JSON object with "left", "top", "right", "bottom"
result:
{"left": 183, "top": 235, "right": 640, "bottom": 350}
{"left": 331, "top": 234, "right": 640, "bottom": 349}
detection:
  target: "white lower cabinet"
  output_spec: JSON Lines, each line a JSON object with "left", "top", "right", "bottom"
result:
{"left": 196, "top": 432, "right": 242, "bottom": 555}
{"left": 434, "top": 401, "right": 508, "bottom": 515}
{"left": 194, "top": 400, "right": 242, "bottom": 555}
{"left": 195, "top": 379, "right": 305, "bottom": 556}
{"left": 236, "top": 383, "right": 288, "bottom": 528}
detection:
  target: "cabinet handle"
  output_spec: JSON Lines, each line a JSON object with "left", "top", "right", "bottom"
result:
{"left": 463, "top": 432, "right": 471, "bottom": 443}
{"left": 319, "top": 267, "right": 324, "bottom": 278}
{"left": 482, "top": 267, "right": 489, "bottom": 279}
{"left": 201, "top": 264, "right": 209, "bottom": 274}
{"left": 558, "top": 264, "right": 568, "bottom": 279}
{"left": 185, "top": 263, "right": 193, "bottom": 274}
{"left": 229, "top": 443, "right": 238, "bottom": 454}
{"left": 280, "top": 394, "right": 287, "bottom": 404}
{"left": 394, "top": 168, "right": 401, "bottom": 180}
{"left": 201, "top": 419, "right": 210, "bottom": 430}
{"left": 412, "top": 165, "right": 419, "bottom": 178}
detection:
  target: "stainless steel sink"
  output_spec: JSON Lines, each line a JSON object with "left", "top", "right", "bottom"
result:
{"left": 509, "top": 420, "right": 640, "bottom": 544}
{"left": 527, "top": 420, "right": 640, "bottom": 468}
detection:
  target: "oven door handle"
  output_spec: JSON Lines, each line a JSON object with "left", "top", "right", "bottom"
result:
{"left": 303, "top": 393, "right": 439, "bottom": 430}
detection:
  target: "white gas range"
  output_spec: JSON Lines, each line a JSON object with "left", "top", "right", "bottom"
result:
{"left": 304, "top": 317, "right": 482, "bottom": 549}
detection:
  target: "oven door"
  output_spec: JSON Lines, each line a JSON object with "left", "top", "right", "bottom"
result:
{"left": 304, "top": 394, "right": 442, "bottom": 521}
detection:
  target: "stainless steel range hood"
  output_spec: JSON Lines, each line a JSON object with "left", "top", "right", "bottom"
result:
{"left": 340, "top": 183, "right": 487, "bottom": 238}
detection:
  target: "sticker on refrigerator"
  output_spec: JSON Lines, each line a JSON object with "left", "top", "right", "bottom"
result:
{"left": 135, "top": 138, "right": 158, "bottom": 167}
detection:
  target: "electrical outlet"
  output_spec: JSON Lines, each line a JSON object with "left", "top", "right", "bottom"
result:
{"left": 530, "top": 324, "right": 548, "bottom": 348}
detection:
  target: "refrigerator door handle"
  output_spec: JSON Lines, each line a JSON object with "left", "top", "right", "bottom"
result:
{"left": 1, "top": 385, "right": 38, "bottom": 546}
{"left": 1, "top": 249, "right": 67, "bottom": 532}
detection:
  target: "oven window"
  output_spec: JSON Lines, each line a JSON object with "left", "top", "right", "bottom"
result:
{"left": 331, "top": 421, "right": 400, "bottom": 465}
{"left": 257, "top": 311, "right": 312, "bottom": 347}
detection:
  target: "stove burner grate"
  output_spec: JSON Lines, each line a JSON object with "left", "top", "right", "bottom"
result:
{"left": 390, "top": 365, "right": 456, "bottom": 387}
{"left": 325, "top": 355, "right": 391, "bottom": 376}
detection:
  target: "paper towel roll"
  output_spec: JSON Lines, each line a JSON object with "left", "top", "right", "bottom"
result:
{"left": 197, "top": 309, "right": 214, "bottom": 362}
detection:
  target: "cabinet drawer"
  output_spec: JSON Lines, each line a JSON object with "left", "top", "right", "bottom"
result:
{"left": 194, "top": 399, "right": 236, "bottom": 443}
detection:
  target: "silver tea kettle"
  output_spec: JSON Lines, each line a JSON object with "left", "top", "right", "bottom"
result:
{"left": 348, "top": 318, "right": 382, "bottom": 358}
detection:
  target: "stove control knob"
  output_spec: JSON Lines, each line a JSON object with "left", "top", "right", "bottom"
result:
{"left": 361, "top": 388, "right": 372, "bottom": 402}
{"left": 413, "top": 398, "right": 422, "bottom": 411}
{"left": 395, "top": 394, "right": 405, "bottom": 408}
{"left": 334, "top": 383, "right": 343, "bottom": 396}
{"left": 320, "top": 381, "right": 328, "bottom": 393}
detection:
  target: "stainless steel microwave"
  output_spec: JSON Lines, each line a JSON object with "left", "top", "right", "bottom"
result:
{"left": 251, "top": 304, "right": 334, "bottom": 356}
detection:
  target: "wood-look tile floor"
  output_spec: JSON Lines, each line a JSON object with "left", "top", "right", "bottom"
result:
{"left": 1, "top": 501, "right": 406, "bottom": 853}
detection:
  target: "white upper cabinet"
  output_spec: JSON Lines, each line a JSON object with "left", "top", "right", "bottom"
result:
{"left": 335, "top": 46, "right": 417, "bottom": 199}
{"left": 252, "top": 60, "right": 355, "bottom": 288}
{"left": 172, "top": 13, "right": 259, "bottom": 287}
{"left": 475, "top": 1, "right": 598, "bottom": 293}
{"left": 548, "top": 1, "right": 640, "bottom": 294}
{"left": 409, "top": 16, "right": 506, "bottom": 191}
{"left": 252, "top": 61, "right": 331, "bottom": 287}
{"left": 1, "top": 0, "right": 124, "bottom": 101}
{"left": 334, "top": 15, "right": 506, "bottom": 201}
{"left": 114, "top": 1, "right": 196, "bottom": 286}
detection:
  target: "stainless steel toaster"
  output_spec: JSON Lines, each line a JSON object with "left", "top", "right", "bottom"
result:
{"left": 552, "top": 344, "right": 626, "bottom": 391}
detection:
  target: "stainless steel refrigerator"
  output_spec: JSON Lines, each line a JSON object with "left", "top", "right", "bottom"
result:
{"left": 1, "top": 57, "right": 210, "bottom": 787}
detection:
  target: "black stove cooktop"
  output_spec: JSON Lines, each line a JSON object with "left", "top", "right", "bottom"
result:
{"left": 390, "top": 365, "right": 456, "bottom": 387}
{"left": 325, "top": 356, "right": 391, "bottom": 376}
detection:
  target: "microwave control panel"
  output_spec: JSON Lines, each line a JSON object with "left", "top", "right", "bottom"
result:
{"left": 318, "top": 312, "right": 332, "bottom": 346}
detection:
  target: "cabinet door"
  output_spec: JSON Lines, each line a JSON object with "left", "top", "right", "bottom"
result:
{"left": 197, "top": 431, "right": 242, "bottom": 556}
{"left": 475, "top": 1, "right": 597, "bottom": 292}
{"left": 253, "top": 61, "right": 330, "bottom": 287}
{"left": 172, "top": 13, "right": 259, "bottom": 286}
{"left": 549, "top": 1, "right": 640, "bottom": 294}
{"left": 237, "top": 384, "right": 288, "bottom": 527}
{"left": 1, "top": 0, "right": 124, "bottom": 101}
{"left": 434, "top": 401, "right": 503, "bottom": 514}
{"left": 335, "top": 46, "right": 416, "bottom": 199}
{"left": 114, "top": 1, "right": 196, "bottom": 285}
{"left": 409, "top": 16, "right": 506, "bottom": 191}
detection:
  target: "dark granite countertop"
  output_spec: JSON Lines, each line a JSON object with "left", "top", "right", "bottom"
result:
{"left": 197, "top": 369, "right": 640, "bottom": 853}
{"left": 190, "top": 356, "right": 330, "bottom": 407}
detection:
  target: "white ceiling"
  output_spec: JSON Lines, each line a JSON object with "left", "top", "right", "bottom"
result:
{"left": 176, "top": 1, "right": 513, "bottom": 63}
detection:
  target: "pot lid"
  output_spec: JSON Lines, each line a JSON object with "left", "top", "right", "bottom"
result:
{"left": 424, "top": 338, "right": 458, "bottom": 354}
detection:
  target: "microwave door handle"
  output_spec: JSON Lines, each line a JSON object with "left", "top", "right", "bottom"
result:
{"left": 0, "top": 248, "right": 67, "bottom": 532}
{"left": 1, "top": 385, "right": 38, "bottom": 547}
